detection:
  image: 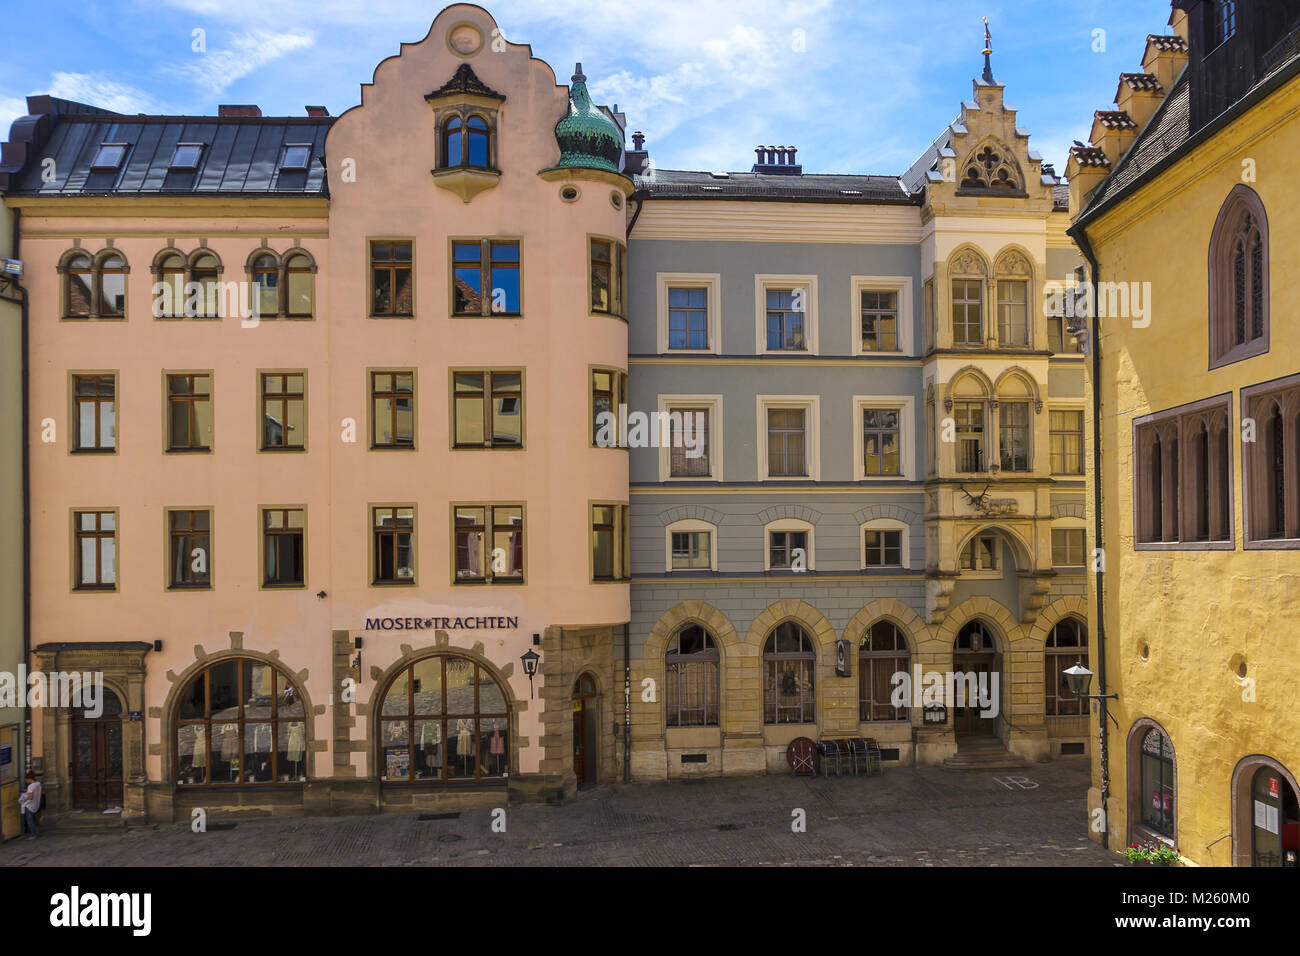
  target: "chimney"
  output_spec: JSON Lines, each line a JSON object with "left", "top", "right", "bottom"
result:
{"left": 624, "top": 130, "right": 649, "bottom": 176}
{"left": 1114, "top": 73, "right": 1165, "bottom": 134}
{"left": 1066, "top": 142, "right": 1110, "bottom": 215}
{"left": 218, "top": 104, "right": 262, "bottom": 118}
{"left": 305, "top": 105, "right": 330, "bottom": 117}
{"left": 1168, "top": 6, "right": 1189, "bottom": 44}
{"left": 751, "top": 144, "right": 802, "bottom": 175}
{"left": 1090, "top": 110, "right": 1139, "bottom": 167}
{"left": 1141, "top": 33, "right": 1189, "bottom": 94}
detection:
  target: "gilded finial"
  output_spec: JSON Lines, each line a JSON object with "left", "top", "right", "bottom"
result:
{"left": 981, "top": 17, "right": 995, "bottom": 84}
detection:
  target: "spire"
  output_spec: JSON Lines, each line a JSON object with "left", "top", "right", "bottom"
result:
{"left": 981, "top": 17, "right": 995, "bottom": 84}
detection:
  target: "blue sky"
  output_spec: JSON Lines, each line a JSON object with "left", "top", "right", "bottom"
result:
{"left": 0, "top": 0, "right": 1174, "bottom": 178}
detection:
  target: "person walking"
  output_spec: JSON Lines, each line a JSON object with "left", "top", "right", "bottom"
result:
{"left": 18, "top": 771, "right": 41, "bottom": 839}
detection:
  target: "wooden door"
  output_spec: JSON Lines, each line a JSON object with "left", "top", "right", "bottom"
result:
{"left": 952, "top": 654, "right": 998, "bottom": 738}
{"left": 572, "top": 674, "right": 597, "bottom": 787}
{"left": 71, "top": 718, "right": 123, "bottom": 810}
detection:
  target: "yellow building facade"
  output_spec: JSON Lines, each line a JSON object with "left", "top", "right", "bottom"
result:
{"left": 1070, "top": 1, "right": 1300, "bottom": 866}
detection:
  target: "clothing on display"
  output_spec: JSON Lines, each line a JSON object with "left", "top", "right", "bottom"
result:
{"left": 489, "top": 725, "right": 504, "bottom": 756}
{"left": 457, "top": 719, "right": 473, "bottom": 756}
{"left": 287, "top": 723, "right": 305, "bottom": 763}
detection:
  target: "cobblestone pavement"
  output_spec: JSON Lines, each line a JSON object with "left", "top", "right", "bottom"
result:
{"left": 1, "top": 761, "right": 1120, "bottom": 867}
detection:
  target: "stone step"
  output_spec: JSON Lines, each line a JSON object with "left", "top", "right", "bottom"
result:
{"left": 941, "top": 743, "right": 1028, "bottom": 772}
{"left": 52, "top": 810, "right": 128, "bottom": 829}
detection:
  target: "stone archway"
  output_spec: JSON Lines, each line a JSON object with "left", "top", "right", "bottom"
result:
{"left": 1230, "top": 755, "right": 1300, "bottom": 867}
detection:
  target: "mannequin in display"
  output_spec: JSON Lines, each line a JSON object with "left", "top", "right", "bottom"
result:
{"left": 457, "top": 718, "right": 473, "bottom": 773}
{"left": 489, "top": 723, "right": 504, "bottom": 775}
{"left": 419, "top": 721, "right": 442, "bottom": 779}
{"left": 286, "top": 723, "right": 305, "bottom": 780}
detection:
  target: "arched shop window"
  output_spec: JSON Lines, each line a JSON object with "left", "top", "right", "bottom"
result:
{"left": 1140, "top": 727, "right": 1176, "bottom": 837}
{"left": 1044, "top": 618, "right": 1088, "bottom": 716}
{"left": 665, "top": 624, "right": 719, "bottom": 728}
{"left": 379, "top": 654, "right": 509, "bottom": 783}
{"left": 763, "top": 621, "right": 815, "bottom": 724}
{"left": 175, "top": 659, "right": 306, "bottom": 786}
{"left": 859, "top": 620, "right": 910, "bottom": 721}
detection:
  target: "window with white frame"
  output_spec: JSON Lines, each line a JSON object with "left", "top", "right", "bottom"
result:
{"left": 757, "top": 396, "right": 819, "bottom": 480}
{"left": 852, "top": 276, "right": 912, "bottom": 355}
{"left": 861, "top": 518, "right": 909, "bottom": 569}
{"left": 665, "top": 519, "right": 717, "bottom": 572}
{"left": 657, "top": 396, "right": 722, "bottom": 481}
{"left": 852, "top": 396, "right": 916, "bottom": 481}
{"left": 764, "top": 518, "right": 814, "bottom": 571}
{"left": 755, "top": 275, "right": 818, "bottom": 354}
{"left": 656, "top": 274, "right": 721, "bottom": 354}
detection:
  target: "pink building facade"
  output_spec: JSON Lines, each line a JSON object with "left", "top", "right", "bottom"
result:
{"left": 3, "top": 4, "right": 633, "bottom": 821}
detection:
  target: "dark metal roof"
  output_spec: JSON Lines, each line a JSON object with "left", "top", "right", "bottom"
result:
{"left": 635, "top": 168, "right": 916, "bottom": 204}
{"left": 1, "top": 96, "right": 332, "bottom": 196}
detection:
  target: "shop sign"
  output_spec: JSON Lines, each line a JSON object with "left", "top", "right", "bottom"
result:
{"left": 363, "top": 615, "right": 519, "bottom": 631}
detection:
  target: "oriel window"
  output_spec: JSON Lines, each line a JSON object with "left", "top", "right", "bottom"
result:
{"left": 998, "top": 401, "right": 1031, "bottom": 472}
{"left": 591, "top": 369, "right": 628, "bottom": 447}
{"left": 997, "top": 279, "right": 1028, "bottom": 346}
{"left": 590, "top": 238, "right": 627, "bottom": 317}
{"left": 952, "top": 279, "right": 983, "bottom": 346}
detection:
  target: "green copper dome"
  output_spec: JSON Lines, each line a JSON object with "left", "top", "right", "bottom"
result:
{"left": 553, "top": 64, "right": 624, "bottom": 173}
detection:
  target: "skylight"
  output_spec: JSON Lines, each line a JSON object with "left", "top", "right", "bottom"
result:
{"left": 281, "top": 144, "right": 311, "bottom": 170}
{"left": 170, "top": 143, "right": 204, "bottom": 170}
{"left": 91, "top": 144, "right": 128, "bottom": 171}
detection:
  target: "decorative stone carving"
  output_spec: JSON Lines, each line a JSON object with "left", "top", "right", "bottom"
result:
{"left": 949, "top": 250, "right": 987, "bottom": 276}
{"left": 996, "top": 250, "right": 1032, "bottom": 276}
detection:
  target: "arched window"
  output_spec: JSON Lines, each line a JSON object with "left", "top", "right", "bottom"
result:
{"left": 442, "top": 116, "right": 463, "bottom": 168}
{"left": 64, "top": 252, "right": 93, "bottom": 317}
{"left": 1139, "top": 728, "right": 1176, "bottom": 837}
{"left": 1250, "top": 765, "right": 1298, "bottom": 867}
{"left": 1267, "top": 403, "right": 1286, "bottom": 538}
{"left": 154, "top": 252, "right": 186, "bottom": 318}
{"left": 96, "top": 253, "right": 126, "bottom": 317}
{"left": 665, "top": 624, "right": 719, "bottom": 727}
{"left": 763, "top": 621, "right": 815, "bottom": 724}
{"left": 379, "top": 654, "right": 509, "bottom": 783}
{"left": 284, "top": 253, "right": 315, "bottom": 317}
{"left": 467, "top": 115, "right": 489, "bottom": 167}
{"left": 190, "top": 252, "right": 221, "bottom": 318}
{"left": 250, "top": 253, "right": 280, "bottom": 318}
{"left": 859, "top": 620, "right": 909, "bottom": 721}
{"left": 1044, "top": 618, "right": 1088, "bottom": 716}
{"left": 174, "top": 658, "right": 306, "bottom": 786}
{"left": 959, "top": 142, "right": 1022, "bottom": 191}
{"left": 1209, "top": 185, "right": 1268, "bottom": 367}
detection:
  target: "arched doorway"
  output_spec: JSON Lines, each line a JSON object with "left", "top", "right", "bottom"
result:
{"left": 1249, "top": 766, "right": 1299, "bottom": 867}
{"left": 572, "top": 674, "right": 598, "bottom": 789}
{"left": 952, "top": 620, "right": 1001, "bottom": 739}
{"left": 71, "top": 687, "right": 123, "bottom": 810}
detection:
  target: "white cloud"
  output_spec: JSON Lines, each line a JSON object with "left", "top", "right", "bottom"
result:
{"left": 47, "top": 73, "right": 165, "bottom": 114}
{"left": 165, "top": 29, "right": 315, "bottom": 94}
{"left": 0, "top": 97, "right": 27, "bottom": 139}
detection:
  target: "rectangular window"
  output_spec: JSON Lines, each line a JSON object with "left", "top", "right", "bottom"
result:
{"left": 997, "top": 279, "right": 1028, "bottom": 347}
{"left": 260, "top": 373, "right": 305, "bottom": 451}
{"left": 862, "top": 408, "right": 901, "bottom": 476}
{"left": 769, "top": 530, "right": 808, "bottom": 570}
{"left": 765, "top": 289, "right": 806, "bottom": 350}
{"left": 591, "top": 369, "right": 628, "bottom": 446}
{"left": 955, "top": 401, "right": 984, "bottom": 472}
{"left": 281, "top": 144, "right": 311, "bottom": 170}
{"left": 170, "top": 143, "right": 204, "bottom": 170}
{"left": 591, "top": 504, "right": 631, "bottom": 581}
{"left": 74, "top": 511, "right": 116, "bottom": 589}
{"left": 590, "top": 238, "right": 627, "bottom": 317}
{"left": 668, "top": 408, "right": 710, "bottom": 477}
{"left": 454, "top": 504, "right": 524, "bottom": 582}
{"left": 952, "top": 279, "right": 983, "bottom": 346}
{"left": 370, "top": 371, "right": 415, "bottom": 449}
{"left": 671, "top": 531, "right": 711, "bottom": 570}
{"left": 961, "top": 533, "right": 998, "bottom": 571}
{"left": 167, "top": 509, "right": 211, "bottom": 589}
{"left": 999, "top": 401, "right": 1031, "bottom": 472}
{"left": 1051, "top": 529, "right": 1086, "bottom": 568}
{"left": 91, "top": 144, "right": 128, "bottom": 170}
{"left": 1050, "top": 410, "right": 1084, "bottom": 474}
{"left": 166, "top": 373, "right": 213, "bottom": 451}
{"left": 452, "top": 239, "right": 520, "bottom": 316}
{"left": 72, "top": 374, "right": 116, "bottom": 452}
{"left": 262, "top": 508, "right": 305, "bottom": 587}
{"left": 864, "top": 529, "right": 902, "bottom": 567}
{"left": 1048, "top": 316, "right": 1081, "bottom": 353}
{"left": 860, "top": 290, "right": 898, "bottom": 352}
{"left": 372, "top": 506, "right": 415, "bottom": 584}
{"left": 454, "top": 371, "right": 522, "bottom": 448}
{"left": 370, "top": 241, "right": 413, "bottom": 316}
{"left": 767, "top": 408, "right": 807, "bottom": 477}
{"left": 668, "top": 287, "right": 708, "bottom": 349}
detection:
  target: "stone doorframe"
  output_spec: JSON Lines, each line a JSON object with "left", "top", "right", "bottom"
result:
{"left": 31, "top": 641, "right": 152, "bottom": 825}
{"left": 1229, "top": 754, "right": 1300, "bottom": 867}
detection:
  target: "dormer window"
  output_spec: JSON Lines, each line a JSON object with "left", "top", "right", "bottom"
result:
{"left": 280, "top": 145, "right": 311, "bottom": 171}
{"left": 426, "top": 62, "right": 505, "bottom": 202}
{"left": 91, "top": 144, "right": 128, "bottom": 171}
{"left": 170, "top": 143, "right": 204, "bottom": 170}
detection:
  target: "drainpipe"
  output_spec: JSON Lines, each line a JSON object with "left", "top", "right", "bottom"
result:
{"left": 0, "top": 208, "right": 31, "bottom": 772}
{"left": 622, "top": 622, "right": 630, "bottom": 783}
{"left": 1069, "top": 222, "right": 1111, "bottom": 850}
{"left": 625, "top": 189, "right": 648, "bottom": 240}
